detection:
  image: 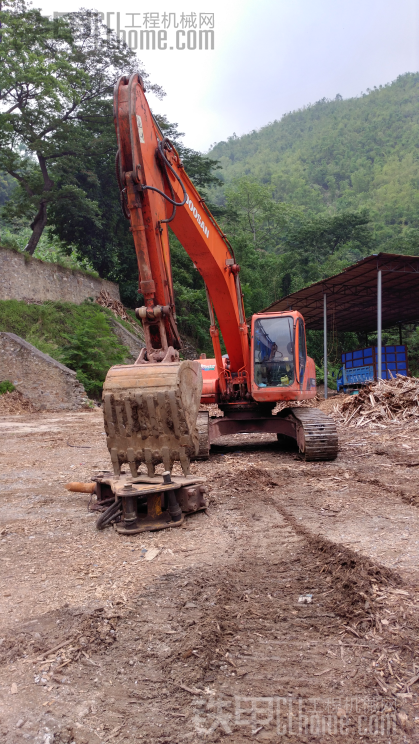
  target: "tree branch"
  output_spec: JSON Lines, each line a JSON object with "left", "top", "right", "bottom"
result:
{"left": 43, "top": 150, "right": 78, "bottom": 160}
{"left": 7, "top": 169, "right": 34, "bottom": 197}
{"left": 5, "top": 103, "right": 21, "bottom": 115}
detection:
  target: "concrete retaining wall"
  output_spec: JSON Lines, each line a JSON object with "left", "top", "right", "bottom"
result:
{"left": 0, "top": 246, "right": 120, "bottom": 304}
{"left": 0, "top": 332, "right": 88, "bottom": 410}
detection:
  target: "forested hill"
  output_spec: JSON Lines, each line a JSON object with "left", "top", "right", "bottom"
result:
{"left": 209, "top": 73, "right": 419, "bottom": 247}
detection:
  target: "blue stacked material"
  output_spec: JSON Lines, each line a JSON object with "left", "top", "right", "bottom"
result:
{"left": 342, "top": 347, "right": 374, "bottom": 370}
{"left": 374, "top": 345, "right": 408, "bottom": 379}
{"left": 336, "top": 345, "right": 409, "bottom": 392}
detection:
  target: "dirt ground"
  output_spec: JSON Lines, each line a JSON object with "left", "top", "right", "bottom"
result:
{"left": 1, "top": 403, "right": 419, "bottom": 743}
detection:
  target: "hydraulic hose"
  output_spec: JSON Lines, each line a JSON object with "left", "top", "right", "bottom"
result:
{"left": 142, "top": 139, "right": 187, "bottom": 209}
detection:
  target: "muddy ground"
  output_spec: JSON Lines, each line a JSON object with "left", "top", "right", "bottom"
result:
{"left": 0, "top": 404, "right": 419, "bottom": 743}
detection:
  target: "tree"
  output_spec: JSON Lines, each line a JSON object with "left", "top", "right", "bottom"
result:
{"left": 0, "top": 0, "right": 162, "bottom": 254}
{"left": 44, "top": 113, "right": 223, "bottom": 308}
{"left": 282, "top": 208, "right": 373, "bottom": 284}
{"left": 285, "top": 209, "right": 372, "bottom": 258}
{"left": 209, "top": 73, "right": 419, "bottom": 247}
{"left": 0, "top": 172, "right": 15, "bottom": 207}
{"left": 44, "top": 98, "right": 137, "bottom": 293}
{"left": 223, "top": 177, "right": 301, "bottom": 251}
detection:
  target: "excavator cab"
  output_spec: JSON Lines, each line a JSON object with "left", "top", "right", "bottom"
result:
{"left": 250, "top": 311, "right": 315, "bottom": 402}
{"left": 253, "top": 315, "right": 295, "bottom": 387}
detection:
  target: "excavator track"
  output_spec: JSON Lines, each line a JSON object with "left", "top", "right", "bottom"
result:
{"left": 286, "top": 406, "right": 338, "bottom": 461}
{"left": 191, "top": 407, "right": 338, "bottom": 462}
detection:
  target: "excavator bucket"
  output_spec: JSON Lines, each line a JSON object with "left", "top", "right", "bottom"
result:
{"left": 102, "top": 360, "right": 203, "bottom": 478}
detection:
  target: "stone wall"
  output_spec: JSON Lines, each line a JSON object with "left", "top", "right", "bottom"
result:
{"left": 0, "top": 246, "right": 120, "bottom": 304}
{"left": 111, "top": 320, "right": 145, "bottom": 362}
{"left": 0, "top": 333, "right": 88, "bottom": 410}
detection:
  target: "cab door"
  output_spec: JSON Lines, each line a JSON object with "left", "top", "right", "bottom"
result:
{"left": 297, "top": 318, "right": 307, "bottom": 388}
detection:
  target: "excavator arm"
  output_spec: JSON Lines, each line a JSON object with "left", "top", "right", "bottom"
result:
{"left": 103, "top": 73, "right": 250, "bottom": 479}
{"left": 114, "top": 73, "right": 249, "bottom": 384}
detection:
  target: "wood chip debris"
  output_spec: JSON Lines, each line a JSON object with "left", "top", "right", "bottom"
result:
{"left": 333, "top": 375, "right": 419, "bottom": 426}
{"left": 178, "top": 683, "right": 203, "bottom": 695}
{"left": 374, "top": 674, "right": 388, "bottom": 693}
{"left": 24, "top": 636, "right": 76, "bottom": 663}
{"left": 405, "top": 672, "right": 419, "bottom": 688}
{"left": 144, "top": 547, "right": 161, "bottom": 562}
{"left": 96, "top": 289, "right": 144, "bottom": 338}
{"left": 0, "top": 390, "right": 35, "bottom": 415}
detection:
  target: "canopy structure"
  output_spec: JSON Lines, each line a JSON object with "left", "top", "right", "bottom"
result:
{"left": 262, "top": 253, "right": 419, "bottom": 395}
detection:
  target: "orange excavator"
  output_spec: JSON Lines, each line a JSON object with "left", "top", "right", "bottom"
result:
{"left": 102, "top": 73, "right": 338, "bottom": 485}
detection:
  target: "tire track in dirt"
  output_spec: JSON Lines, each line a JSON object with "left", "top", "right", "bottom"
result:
{"left": 2, "top": 466, "right": 415, "bottom": 743}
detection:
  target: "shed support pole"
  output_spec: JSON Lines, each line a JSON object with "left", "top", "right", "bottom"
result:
{"left": 377, "top": 270, "right": 382, "bottom": 380}
{"left": 323, "top": 292, "right": 327, "bottom": 399}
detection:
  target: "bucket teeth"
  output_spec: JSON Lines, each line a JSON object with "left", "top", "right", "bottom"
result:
{"left": 161, "top": 445, "right": 171, "bottom": 472}
{"left": 144, "top": 447, "right": 154, "bottom": 476}
{"left": 102, "top": 361, "right": 203, "bottom": 477}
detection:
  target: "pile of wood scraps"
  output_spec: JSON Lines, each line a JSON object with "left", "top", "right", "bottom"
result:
{"left": 334, "top": 375, "right": 419, "bottom": 427}
{"left": 199, "top": 403, "right": 224, "bottom": 417}
{"left": 274, "top": 396, "right": 321, "bottom": 414}
{"left": 96, "top": 289, "right": 138, "bottom": 330}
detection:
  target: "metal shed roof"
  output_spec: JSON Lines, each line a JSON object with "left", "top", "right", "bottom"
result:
{"left": 262, "top": 253, "right": 419, "bottom": 332}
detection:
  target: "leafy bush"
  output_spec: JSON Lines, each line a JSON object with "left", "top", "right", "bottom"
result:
{"left": 0, "top": 299, "right": 131, "bottom": 398}
{"left": 59, "top": 312, "right": 127, "bottom": 397}
{"left": 315, "top": 363, "right": 341, "bottom": 390}
{"left": 0, "top": 380, "right": 15, "bottom": 394}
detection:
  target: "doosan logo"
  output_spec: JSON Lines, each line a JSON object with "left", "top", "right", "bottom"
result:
{"left": 186, "top": 195, "right": 210, "bottom": 238}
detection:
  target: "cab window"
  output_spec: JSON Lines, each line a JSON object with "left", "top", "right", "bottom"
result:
{"left": 254, "top": 317, "right": 294, "bottom": 387}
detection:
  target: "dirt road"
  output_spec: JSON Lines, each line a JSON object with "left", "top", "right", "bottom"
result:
{"left": 0, "top": 407, "right": 418, "bottom": 743}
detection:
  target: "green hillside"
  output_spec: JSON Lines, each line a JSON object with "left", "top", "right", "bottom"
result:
{"left": 209, "top": 73, "right": 419, "bottom": 251}
{"left": 202, "top": 73, "right": 419, "bottom": 372}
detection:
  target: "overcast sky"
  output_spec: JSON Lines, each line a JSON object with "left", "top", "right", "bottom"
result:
{"left": 39, "top": 0, "right": 419, "bottom": 151}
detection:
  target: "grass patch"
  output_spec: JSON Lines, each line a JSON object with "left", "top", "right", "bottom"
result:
{"left": 0, "top": 299, "right": 128, "bottom": 398}
{"left": 0, "top": 380, "right": 15, "bottom": 394}
{"left": 0, "top": 225, "right": 99, "bottom": 278}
